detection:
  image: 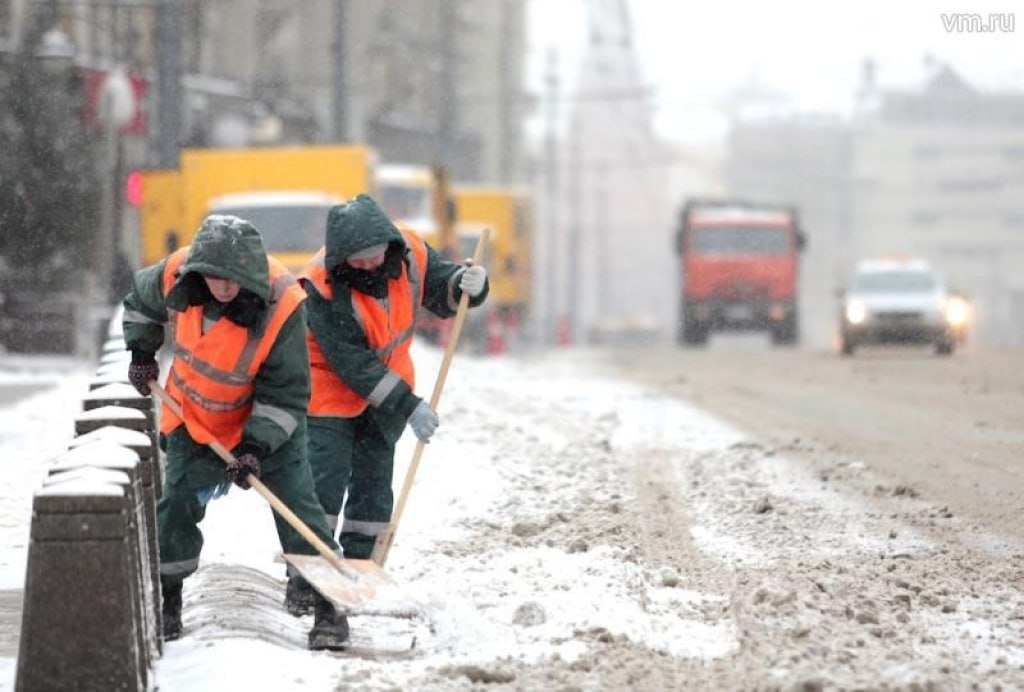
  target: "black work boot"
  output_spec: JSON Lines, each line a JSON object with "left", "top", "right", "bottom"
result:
{"left": 284, "top": 576, "right": 317, "bottom": 616}
{"left": 308, "top": 596, "right": 349, "bottom": 651}
{"left": 162, "top": 582, "right": 183, "bottom": 642}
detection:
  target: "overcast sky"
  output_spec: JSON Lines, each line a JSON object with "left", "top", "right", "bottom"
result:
{"left": 528, "top": 0, "right": 1022, "bottom": 143}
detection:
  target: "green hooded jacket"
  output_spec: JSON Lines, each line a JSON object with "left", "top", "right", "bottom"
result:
{"left": 122, "top": 215, "right": 311, "bottom": 484}
{"left": 168, "top": 213, "right": 271, "bottom": 306}
{"left": 302, "top": 194, "right": 488, "bottom": 425}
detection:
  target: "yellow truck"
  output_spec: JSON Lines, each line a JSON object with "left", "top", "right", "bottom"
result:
{"left": 452, "top": 185, "right": 532, "bottom": 341}
{"left": 374, "top": 163, "right": 460, "bottom": 257}
{"left": 374, "top": 163, "right": 438, "bottom": 239}
{"left": 137, "top": 145, "right": 376, "bottom": 271}
{"left": 369, "top": 164, "right": 534, "bottom": 351}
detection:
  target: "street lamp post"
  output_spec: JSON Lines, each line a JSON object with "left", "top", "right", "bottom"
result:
{"left": 96, "top": 67, "right": 136, "bottom": 305}
{"left": 34, "top": 27, "right": 75, "bottom": 67}
{"left": 543, "top": 50, "right": 559, "bottom": 345}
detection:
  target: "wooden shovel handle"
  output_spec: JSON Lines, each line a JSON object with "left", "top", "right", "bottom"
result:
{"left": 371, "top": 228, "right": 491, "bottom": 566}
{"left": 148, "top": 380, "right": 357, "bottom": 580}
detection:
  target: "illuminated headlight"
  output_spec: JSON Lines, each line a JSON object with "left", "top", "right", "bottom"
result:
{"left": 945, "top": 296, "right": 969, "bottom": 327}
{"left": 845, "top": 300, "right": 867, "bottom": 325}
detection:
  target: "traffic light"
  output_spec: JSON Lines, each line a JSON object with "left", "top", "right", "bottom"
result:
{"left": 124, "top": 170, "right": 143, "bottom": 206}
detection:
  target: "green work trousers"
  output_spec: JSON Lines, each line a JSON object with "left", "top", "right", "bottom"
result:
{"left": 307, "top": 408, "right": 404, "bottom": 559}
{"left": 157, "top": 425, "right": 338, "bottom": 589}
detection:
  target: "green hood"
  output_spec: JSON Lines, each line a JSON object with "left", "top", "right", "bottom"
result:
{"left": 170, "top": 215, "right": 271, "bottom": 306}
{"left": 325, "top": 194, "right": 405, "bottom": 271}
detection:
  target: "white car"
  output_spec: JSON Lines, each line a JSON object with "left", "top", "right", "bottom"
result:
{"left": 839, "top": 259, "right": 968, "bottom": 356}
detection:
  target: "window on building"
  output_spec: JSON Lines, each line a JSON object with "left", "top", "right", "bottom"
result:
{"left": 1004, "top": 213, "right": 1024, "bottom": 228}
{"left": 911, "top": 211, "right": 939, "bottom": 226}
{"left": 935, "top": 180, "right": 1000, "bottom": 193}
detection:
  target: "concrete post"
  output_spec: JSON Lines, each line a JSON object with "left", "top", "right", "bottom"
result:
{"left": 74, "top": 405, "right": 148, "bottom": 436}
{"left": 88, "top": 372, "right": 132, "bottom": 391}
{"left": 45, "top": 467, "right": 156, "bottom": 664}
{"left": 82, "top": 383, "right": 157, "bottom": 432}
{"left": 66, "top": 430, "right": 162, "bottom": 644}
{"left": 50, "top": 443, "right": 158, "bottom": 661}
{"left": 16, "top": 481, "right": 147, "bottom": 692}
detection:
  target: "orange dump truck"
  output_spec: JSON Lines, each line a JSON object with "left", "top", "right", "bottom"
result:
{"left": 674, "top": 199, "right": 806, "bottom": 346}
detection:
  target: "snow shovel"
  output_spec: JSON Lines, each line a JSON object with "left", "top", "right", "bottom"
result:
{"left": 370, "top": 227, "right": 491, "bottom": 567}
{"left": 147, "top": 380, "right": 397, "bottom": 614}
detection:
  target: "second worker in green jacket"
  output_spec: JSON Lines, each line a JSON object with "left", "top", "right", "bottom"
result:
{"left": 290, "top": 194, "right": 488, "bottom": 613}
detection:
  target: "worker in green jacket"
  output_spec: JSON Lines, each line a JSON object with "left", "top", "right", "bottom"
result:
{"left": 289, "top": 194, "right": 488, "bottom": 613}
{"left": 122, "top": 215, "right": 350, "bottom": 650}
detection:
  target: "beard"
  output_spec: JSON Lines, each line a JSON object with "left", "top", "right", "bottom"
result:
{"left": 337, "top": 265, "right": 388, "bottom": 297}
{"left": 333, "top": 245, "right": 403, "bottom": 298}
{"left": 223, "top": 290, "right": 265, "bottom": 327}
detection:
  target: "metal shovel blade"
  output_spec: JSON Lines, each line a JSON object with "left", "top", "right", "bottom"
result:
{"left": 283, "top": 554, "right": 416, "bottom": 617}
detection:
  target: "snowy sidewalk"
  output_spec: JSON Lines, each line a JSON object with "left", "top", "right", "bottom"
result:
{"left": 0, "top": 345, "right": 746, "bottom": 690}
{"left": 0, "top": 357, "right": 95, "bottom": 675}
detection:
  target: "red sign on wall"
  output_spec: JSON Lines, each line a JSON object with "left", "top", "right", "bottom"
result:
{"left": 82, "top": 68, "right": 147, "bottom": 136}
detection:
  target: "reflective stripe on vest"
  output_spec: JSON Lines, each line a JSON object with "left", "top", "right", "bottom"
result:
{"left": 300, "top": 228, "right": 427, "bottom": 417}
{"left": 158, "top": 248, "right": 305, "bottom": 448}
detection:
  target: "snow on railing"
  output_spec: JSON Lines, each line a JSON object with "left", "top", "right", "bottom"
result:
{"left": 15, "top": 314, "right": 161, "bottom": 692}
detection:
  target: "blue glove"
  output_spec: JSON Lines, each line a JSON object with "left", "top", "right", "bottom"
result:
{"left": 459, "top": 265, "right": 487, "bottom": 297}
{"left": 408, "top": 400, "right": 439, "bottom": 442}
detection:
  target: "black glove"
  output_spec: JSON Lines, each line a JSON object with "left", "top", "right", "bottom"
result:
{"left": 225, "top": 450, "right": 261, "bottom": 489}
{"left": 128, "top": 351, "right": 159, "bottom": 396}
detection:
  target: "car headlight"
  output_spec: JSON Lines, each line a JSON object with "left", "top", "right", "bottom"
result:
{"left": 945, "top": 296, "right": 969, "bottom": 327}
{"left": 845, "top": 300, "right": 867, "bottom": 325}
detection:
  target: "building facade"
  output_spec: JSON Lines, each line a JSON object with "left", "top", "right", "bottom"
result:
{"left": 0, "top": 0, "right": 528, "bottom": 184}
{"left": 727, "top": 63, "right": 1024, "bottom": 347}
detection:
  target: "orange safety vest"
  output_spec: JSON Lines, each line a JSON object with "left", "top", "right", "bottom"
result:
{"left": 158, "top": 247, "right": 306, "bottom": 449}
{"left": 300, "top": 227, "right": 427, "bottom": 417}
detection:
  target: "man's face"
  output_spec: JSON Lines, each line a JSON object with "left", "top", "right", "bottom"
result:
{"left": 346, "top": 253, "right": 386, "bottom": 271}
{"left": 203, "top": 274, "right": 241, "bottom": 303}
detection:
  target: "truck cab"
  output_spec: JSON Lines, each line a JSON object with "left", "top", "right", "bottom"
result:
{"left": 204, "top": 191, "right": 340, "bottom": 273}
{"left": 675, "top": 199, "right": 806, "bottom": 346}
{"left": 452, "top": 186, "right": 533, "bottom": 351}
{"left": 136, "top": 144, "right": 375, "bottom": 270}
{"left": 375, "top": 163, "right": 438, "bottom": 239}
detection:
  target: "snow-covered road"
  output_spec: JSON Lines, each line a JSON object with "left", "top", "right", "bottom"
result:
{"left": 1, "top": 344, "right": 1022, "bottom": 690}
